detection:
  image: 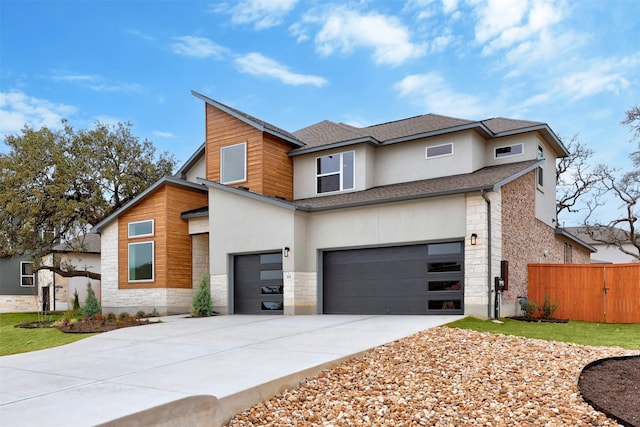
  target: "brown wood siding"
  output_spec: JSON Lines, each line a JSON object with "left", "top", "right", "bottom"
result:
{"left": 119, "top": 187, "right": 167, "bottom": 289}
{"left": 263, "top": 133, "right": 294, "bottom": 200}
{"left": 118, "top": 184, "right": 208, "bottom": 290}
{"left": 204, "top": 104, "right": 295, "bottom": 200}
{"left": 164, "top": 184, "right": 209, "bottom": 288}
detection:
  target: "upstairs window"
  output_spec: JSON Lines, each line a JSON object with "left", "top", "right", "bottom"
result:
{"left": 537, "top": 166, "right": 544, "bottom": 189}
{"left": 426, "top": 143, "right": 454, "bottom": 159}
{"left": 221, "top": 142, "right": 247, "bottom": 184}
{"left": 537, "top": 145, "right": 544, "bottom": 160}
{"left": 495, "top": 143, "right": 523, "bottom": 159}
{"left": 316, "top": 151, "right": 354, "bottom": 194}
{"left": 20, "top": 261, "right": 34, "bottom": 287}
{"left": 128, "top": 220, "right": 154, "bottom": 238}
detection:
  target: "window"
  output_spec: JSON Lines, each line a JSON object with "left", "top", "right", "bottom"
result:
{"left": 221, "top": 142, "right": 247, "bottom": 184}
{"left": 564, "top": 243, "right": 573, "bottom": 264}
{"left": 316, "top": 151, "right": 354, "bottom": 193}
{"left": 495, "top": 143, "right": 523, "bottom": 159}
{"left": 128, "top": 242, "right": 154, "bottom": 281}
{"left": 537, "top": 145, "right": 544, "bottom": 160}
{"left": 128, "top": 220, "right": 154, "bottom": 238}
{"left": 537, "top": 167, "right": 544, "bottom": 188}
{"left": 426, "top": 143, "right": 453, "bottom": 159}
{"left": 20, "top": 261, "right": 34, "bottom": 287}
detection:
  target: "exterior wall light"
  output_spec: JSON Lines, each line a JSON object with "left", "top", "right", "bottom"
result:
{"left": 283, "top": 247, "right": 290, "bottom": 257}
{"left": 471, "top": 233, "right": 478, "bottom": 245}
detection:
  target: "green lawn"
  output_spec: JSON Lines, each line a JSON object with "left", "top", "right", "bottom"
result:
{"left": 447, "top": 317, "right": 640, "bottom": 350}
{"left": 0, "top": 312, "right": 95, "bottom": 356}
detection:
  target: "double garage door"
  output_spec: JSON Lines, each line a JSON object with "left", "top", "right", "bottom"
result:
{"left": 323, "top": 242, "right": 464, "bottom": 315}
{"left": 234, "top": 242, "right": 464, "bottom": 315}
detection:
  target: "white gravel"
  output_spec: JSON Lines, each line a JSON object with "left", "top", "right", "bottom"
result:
{"left": 227, "top": 327, "right": 637, "bottom": 426}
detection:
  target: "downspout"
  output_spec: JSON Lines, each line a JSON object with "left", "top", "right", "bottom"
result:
{"left": 481, "top": 189, "right": 493, "bottom": 319}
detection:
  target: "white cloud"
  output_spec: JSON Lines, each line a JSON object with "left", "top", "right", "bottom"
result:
{"left": 50, "top": 72, "right": 143, "bottom": 93}
{"left": 227, "top": 0, "right": 298, "bottom": 30}
{"left": 469, "top": 0, "right": 565, "bottom": 55}
{"left": 556, "top": 63, "right": 631, "bottom": 101}
{"left": 152, "top": 130, "right": 176, "bottom": 138}
{"left": 303, "top": 7, "right": 425, "bottom": 66}
{"left": 234, "top": 52, "right": 327, "bottom": 87}
{"left": 170, "top": 36, "right": 228, "bottom": 59}
{"left": 127, "top": 28, "right": 154, "bottom": 41}
{"left": 394, "top": 72, "right": 485, "bottom": 118}
{"left": 0, "top": 91, "right": 77, "bottom": 138}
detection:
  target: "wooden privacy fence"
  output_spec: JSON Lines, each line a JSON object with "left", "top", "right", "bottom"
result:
{"left": 528, "top": 263, "right": 640, "bottom": 323}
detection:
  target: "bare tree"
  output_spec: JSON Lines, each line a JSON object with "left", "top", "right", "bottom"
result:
{"left": 584, "top": 106, "right": 640, "bottom": 261}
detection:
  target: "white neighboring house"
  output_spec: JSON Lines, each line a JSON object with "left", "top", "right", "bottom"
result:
{"left": 565, "top": 226, "right": 639, "bottom": 264}
{"left": 38, "top": 233, "right": 101, "bottom": 311}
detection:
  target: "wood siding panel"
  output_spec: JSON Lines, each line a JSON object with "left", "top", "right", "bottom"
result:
{"left": 118, "top": 184, "right": 208, "bottom": 290}
{"left": 164, "top": 184, "right": 209, "bottom": 288}
{"left": 263, "top": 134, "right": 294, "bottom": 200}
{"left": 204, "top": 104, "right": 295, "bottom": 200}
{"left": 528, "top": 264, "right": 640, "bottom": 323}
{"left": 119, "top": 187, "right": 167, "bottom": 289}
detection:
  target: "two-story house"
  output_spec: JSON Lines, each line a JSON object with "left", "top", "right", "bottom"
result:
{"left": 92, "top": 91, "right": 593, "bottom": 318}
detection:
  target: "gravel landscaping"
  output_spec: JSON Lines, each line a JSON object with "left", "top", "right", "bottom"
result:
{"left": 227, "top": 327, "right": 637, "bottom": 426}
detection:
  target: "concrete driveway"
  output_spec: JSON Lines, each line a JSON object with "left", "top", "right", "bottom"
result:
{"left": 0, "top": 314, "right": 462, "bottom": 426}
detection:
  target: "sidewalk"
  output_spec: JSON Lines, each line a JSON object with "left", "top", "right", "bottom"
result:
{"left": 0, "top": 314, "right": 461, "bottom": 426}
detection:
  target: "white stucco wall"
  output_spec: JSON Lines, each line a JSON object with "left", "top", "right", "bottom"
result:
{"left": 184, "top": 155, "right": 206, "bottom": 183}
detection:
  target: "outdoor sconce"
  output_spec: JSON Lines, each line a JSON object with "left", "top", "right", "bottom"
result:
{"left": 470, "top": 233, "right": 478, "bottom": 246}
{"left": 283, "top": 247, "right": 290, "bottom": 258}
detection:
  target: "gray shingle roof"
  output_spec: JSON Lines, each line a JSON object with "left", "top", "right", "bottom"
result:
{"left": 294, "top": 160, "right": 541, "bottom": 211}
{"left": 52, "top": 233, "right": 101, "bottom": 254}
{"left": 482, "top": 117, "right": 544, "bottom": 133}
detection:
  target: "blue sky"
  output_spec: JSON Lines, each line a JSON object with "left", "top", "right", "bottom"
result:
{"left": 1, "top": 0, "right": 639, "bottom": 225}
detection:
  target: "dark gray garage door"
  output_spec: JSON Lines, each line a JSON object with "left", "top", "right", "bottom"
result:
{"left": 322, "top": 242, "right": 464, "bottom": 314}
{"left": 234, "top": 252, "right": 283, "bottom": 314}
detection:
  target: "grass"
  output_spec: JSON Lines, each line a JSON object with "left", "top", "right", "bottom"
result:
{"left": 0, "top": 312, "right": 95, "bottom": 356}
{"left": 447, "top": 316, "right": 640, "bottom": 350}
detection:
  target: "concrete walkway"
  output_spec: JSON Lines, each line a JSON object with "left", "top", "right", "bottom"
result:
{"left": 0, "top": 314, "right": 462, "bottom": 426}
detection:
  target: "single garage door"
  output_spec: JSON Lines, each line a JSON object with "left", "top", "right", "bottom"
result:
{"left": 323, "top": 242, "right": 464, "bottom": 314}
{"left": 234, "top": 252, "right": 283, "bottom": 314}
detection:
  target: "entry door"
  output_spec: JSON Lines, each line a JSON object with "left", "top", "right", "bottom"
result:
{"left": 234, "top": 252, "right": 283, "bottom": 314}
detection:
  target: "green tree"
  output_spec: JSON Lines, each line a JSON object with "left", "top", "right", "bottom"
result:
{"left": 192, "top": 275, "right": 213, "bottom": 317}
{"left": 0, "top": 120, "right": 176, "bottom": 258}
{"left": 82, "top": 282, "right": 101, "bottom": 318}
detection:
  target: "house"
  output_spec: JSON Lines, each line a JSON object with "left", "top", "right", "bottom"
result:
{"left": 564, "top": 226, "right": 639, "bottom": 264}
{"left": 0, "top": 255, "right": 38, "bottom": 313}
{"left": 92, "top": 91, "right": 594, "bottom": 318}
{"left": 37, "top": 233, "right": 102, "bottom": 311}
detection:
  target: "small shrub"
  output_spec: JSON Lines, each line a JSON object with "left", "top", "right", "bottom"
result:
{"left": 135, "top": 310, "right": 146, "bottom": 319}
{"left": 149, "top": 307, "right": 160, "bottom": 317}
{"left": 541, "top": 294, "right": 559, "bottom": 319}
{"left": 82, "top": 282, "right": 101, "bottom": 319}
{"left": 72, "top": 290, "right": 81, "bottom": 311}
{"left": 118, "top": 312, "right": 129, "bottom": 320}
{"left": 519, "top": 298, "right": 539, "bottom": 319}
{"left": 192, "top": 275, "right": 212, "bottom": 317}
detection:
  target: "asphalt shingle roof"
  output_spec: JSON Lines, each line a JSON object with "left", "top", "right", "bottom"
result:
{"left": 294, "top": 160, "right": 541, "bottom": 210}
{"left": 52, "top": 233, "right": 101, "bottom": 253}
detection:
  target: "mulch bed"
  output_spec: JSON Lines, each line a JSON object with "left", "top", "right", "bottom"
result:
{"left": 579, "top": 356, "right": 640, "bottom": 427}
{"left": 509, "top": 316, "right": 569, "bottom": 323}
{"left": 16, "top": 318, "right": 157, "bottom": 333}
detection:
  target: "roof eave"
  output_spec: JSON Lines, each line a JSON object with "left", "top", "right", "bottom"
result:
{"left": 175, "top": 142, "right": 205, "bottom": 179}
{"left": 91, "top": 176, "right": 207, "bottom": 233}
{"left": 383, "top": 122, "right": 493, "bottom": 145}
{"left": 288, "top": 137, "right": 381, "bottom": 156}
{"left": 555, "top": 228, "right": 597, "bottom": 253}
{"left": 197, "top": 178, "right": 297, "bottom": 211}
{"left": 494, "top": 124, "right": 569, "bottom": 157}
{"left": 191, "top": 90, "right": 305, "bottom": 147}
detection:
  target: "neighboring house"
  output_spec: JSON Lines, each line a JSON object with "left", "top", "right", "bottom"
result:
{"left": 38, "top": 233, "right": 102, "bottom": 311}
{"left": 93, "top": 91, "right": 594, "bottom": 318}
{"left": 564, "top": 226, "right": 639, "bottom": 264}
{"left": 0, "top": 255, "right": 38, "bottom": 313}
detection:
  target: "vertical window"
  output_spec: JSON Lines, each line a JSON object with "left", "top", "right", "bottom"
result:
{"left": 221, "top": 142, "right": 247, "bottom": 184}
{"left": 128, "top": 242, "right": 154, "bottom": 282}
{"left": 564, "top": 243, "right": 572, "bottom": 264}
{"left": 316, "top": 151, "right": 355, "bottom": 193}
{"left": 128, "top": 220, "right": 154, "bottom": 238}
{"left": 537, "top": 145, "right": 544, "bottom": 160}
{"left": 20, "top": 261, "right": 34, "bottom": 287}
{"left": 537, "top": 167, "right": 544, "bottom": 188}
{"left": 495, "top": 143, "right": 524, "bottom": 159}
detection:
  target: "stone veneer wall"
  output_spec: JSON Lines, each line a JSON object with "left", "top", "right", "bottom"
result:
{"left": 210, "top": 274, "right": 228, "bottom": 314}
{"left": 101, "top": 221, "right": 193, "bottom": 315}
{"left": 0, "top": 295, "right": 38, "bottom": 313}
{"left": 464, "top": 191, "right": 502, "bottom": 318}
{"left": 501, "top": 171, "right": 591, "bottom": 316}
{"left": 192, "top": 234, "right": 209, "bottom": 288}
{"left": 283, "top": 271, "right": 316, "bottom": 314}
